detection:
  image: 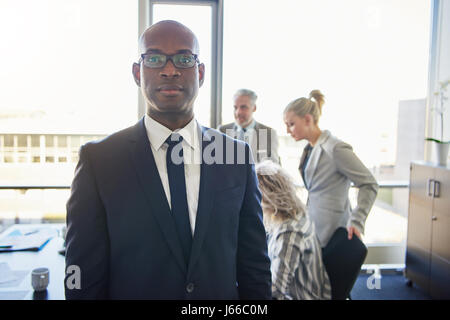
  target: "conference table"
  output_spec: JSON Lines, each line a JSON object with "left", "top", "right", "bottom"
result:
{"left": 0, "top": 224, "right": 66, "bottom": 300}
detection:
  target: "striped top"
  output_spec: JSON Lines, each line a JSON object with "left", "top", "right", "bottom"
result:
{"left": 267, "top": 214, "right": 332, "bottom": 300}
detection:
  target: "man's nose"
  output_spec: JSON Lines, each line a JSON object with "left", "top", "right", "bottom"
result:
{"left": 286, "top": 126, "right": 291, "bottom": 134}
{"left": 159, "top": 59, "right": 181, "bottom": 78}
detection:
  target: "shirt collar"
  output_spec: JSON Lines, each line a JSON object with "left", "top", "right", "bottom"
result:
{"left": 234, "top": 119, "right": 256, "bottom": 132}
{"left": 144, "top": 114, "right": 199, "bottom": 151}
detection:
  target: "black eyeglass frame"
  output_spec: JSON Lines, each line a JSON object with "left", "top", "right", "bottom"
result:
{"left": 138, "top": 52, "right": 200, "bottom": 69}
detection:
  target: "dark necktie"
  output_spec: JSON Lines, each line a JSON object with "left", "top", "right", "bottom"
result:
{"left": 236, "top": 126, "right": 247, "bottom": 141}
{"left": 165, "top": 133, "right": 192, "bottom": 265}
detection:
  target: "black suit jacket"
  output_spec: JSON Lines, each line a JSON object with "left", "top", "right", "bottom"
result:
{"left": 64, "top": 118, "right": 271, "bottom": 299}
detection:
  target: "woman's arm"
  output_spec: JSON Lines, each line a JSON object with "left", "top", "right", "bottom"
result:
{"left": 333, "top": 142, "right": 379, "bottom": 237}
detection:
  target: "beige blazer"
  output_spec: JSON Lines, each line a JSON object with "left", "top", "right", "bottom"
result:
{"left": 300, "top": 130, "right": 379, "bottom": 247}
{"left": 218, "top": 121, "right": 280, "bottom": 164}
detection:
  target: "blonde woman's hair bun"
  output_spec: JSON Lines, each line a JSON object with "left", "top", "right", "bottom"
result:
{"left": 309, "top": 90, "right": 325, "bottom": 115}
{"left": 283, "top": 89, "right": 325, "bottom": 124}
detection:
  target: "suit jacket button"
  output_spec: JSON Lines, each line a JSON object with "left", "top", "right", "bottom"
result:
{"left": 186, "top": 283, "right": 194, "bottom": 293}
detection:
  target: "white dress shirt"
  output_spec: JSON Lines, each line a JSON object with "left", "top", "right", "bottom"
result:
{"left": 144, "top": 114, "right": 201, "bottom": 236}
{"left": 234, "top": 119, "right": 256, "bottom": 146}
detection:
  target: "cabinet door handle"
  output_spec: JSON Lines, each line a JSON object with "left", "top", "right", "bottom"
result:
{"left": 433, "top": 181, "right": 440, "bottom": 198}
{"left": 432, "top": 216, "right": 437, "bottom": 221}
{"left": 427, "top": 179, "right": 434, "bottom": 197}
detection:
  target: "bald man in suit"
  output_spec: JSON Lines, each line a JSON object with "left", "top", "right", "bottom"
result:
{"left": 65, "top": 20, "right": 271, "bottom": 300}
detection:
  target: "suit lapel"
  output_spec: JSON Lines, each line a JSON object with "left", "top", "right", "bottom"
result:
{"left": 304, "top": 131, "right": 330, "bottom": 188}
{"left": 128, "top": 118, "right": 187, "bottom": 275}
{"left": 250, "top": 129, "right": 258, "bottom": 162}
{"left": 187, "top": 126, "right": 215, "bottom": 278}
{"left": 299, "top": 145, "right": 310, "bottom": 188}
{"left": 253, "top": 122, "right": 260, "bottom": 162}
{"left": 304, "top": 145, "right": 321, "bottom": 188}
{"left": 229, "top": 125, "right": 239, "bottom": 139}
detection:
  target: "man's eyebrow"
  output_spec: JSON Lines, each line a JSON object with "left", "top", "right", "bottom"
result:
{"left": 176, "top": 49, "right": 195, "bottom": 54}
{"left": 144, "top": 48, "right": 195, "bottom": 54}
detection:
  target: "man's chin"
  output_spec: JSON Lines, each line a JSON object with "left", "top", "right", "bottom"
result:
{"left": 151, "top": 102, "right": 193, "bottom": 116}
{"left": 236, "top": 120, "right": 249, "bottom": 127}
{"left": 160, "top": 104, "right": 184, "bottom": 111}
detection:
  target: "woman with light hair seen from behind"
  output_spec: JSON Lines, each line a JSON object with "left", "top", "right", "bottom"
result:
{"left": 256, "top": 160, "right": 331, "bottom": 300}
{"left": 283, "top": 90, "right": 378, "bottom": 248}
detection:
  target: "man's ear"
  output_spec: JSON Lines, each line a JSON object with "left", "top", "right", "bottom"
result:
{"left": 253, "top": 104, "right": 257, "bottom": 112}
{"left": 132, "top": 63, "right": 141, "bottom": 86}
{"left": 198, "top": 63, "right": 205, "bottom": 87}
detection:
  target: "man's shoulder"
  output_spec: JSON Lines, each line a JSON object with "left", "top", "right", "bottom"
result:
{"left": 217, "top": 122, "right": 235, "bottom": 132}
{"left": 319, "top": 130, "right": 350, "bottom": 155}
{"left": 82, "top": 121, "right": 139, "bottom": 153}
{"left": 254, "top": 121, "right": 277, "bottom": 133}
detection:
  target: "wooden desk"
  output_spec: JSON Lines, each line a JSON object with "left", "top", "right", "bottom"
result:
{"left": 0, "top": 224, "right": 65, "bottom": 300}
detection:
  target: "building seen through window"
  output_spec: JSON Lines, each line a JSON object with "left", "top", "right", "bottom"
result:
{"left": 0, "top": 134, "right": 104, "bottom": 165}
{"left": 0, "top": 0, "right": 138, "bottom": 229}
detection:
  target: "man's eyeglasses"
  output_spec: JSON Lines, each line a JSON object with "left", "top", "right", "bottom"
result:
{"left": 139, "top": 53, "right": 199, "bottom": 69}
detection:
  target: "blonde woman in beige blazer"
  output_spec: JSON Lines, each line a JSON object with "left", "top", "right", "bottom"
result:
{"left": 283, "top": 90, "right": 379, "bottom": 247}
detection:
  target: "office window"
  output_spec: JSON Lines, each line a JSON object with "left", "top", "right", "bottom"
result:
{"left": 1, "top": 0, "right": 139, "bottom": 135}
{"left": 57, "top": 136, "right": 67, "bottom": 148}
{"left": 70, "top": 136, "right": 81, "bottom": 149}
{"left": 4, "top": 156, "right": 13, "bottom": 163}
{"left": 31, "top": 135, "right": 40, "bottom": 147}
{"left": 0, "top": 0, "right": 138, "bottom": 180}
{"left": 223, "top": 0, "right": 429, "bottom": 170}
{"left": 17, "top": 135, "right": 27, "bottom": 147}
{"left": 0, "top": 0, "right": 138, "bottom": 226}
{"left": 152, "top": 3, "right": 213, "bottom": 128}
{"left": 222, "top": 0, "right": 431, "bottom": 246}
{"left": 84, "top": 136, "right": 98, "bottom": 144}
{"left": 45, "top": 135, "right": 54, "bottom": 148}
{"left": 4, "top": 135, "right": 14, "bottom": 147}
